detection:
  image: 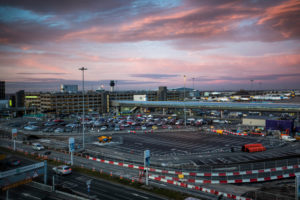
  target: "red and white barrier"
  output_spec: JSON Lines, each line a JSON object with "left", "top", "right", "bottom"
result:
{"left": 150, "top": 173, "right": 296, "bottom": 184}
{"left": 149, "top": 175, "right": 252, "bottom": 200}
{"left": 211, "top": 129, "right": 248, "bottom": 136}
{"left": 87, "top": 156, "right": 300, "bottom": 178}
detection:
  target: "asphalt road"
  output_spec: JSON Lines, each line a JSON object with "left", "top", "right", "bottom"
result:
{"left": 0, "top": 184, "right": 62, "bottom": 200}
{"left": 52, "top": 171, "right": 166, "bottom": 200}
{"left": 0, "top": 153, "right": 167, "bottom": 200}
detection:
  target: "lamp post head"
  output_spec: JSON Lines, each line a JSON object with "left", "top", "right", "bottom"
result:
{"left": 79, "top": 67, "right": 87, "bottom": 71}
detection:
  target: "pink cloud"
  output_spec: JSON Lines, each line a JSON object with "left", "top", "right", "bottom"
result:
{"left": 257, "top": 0, "right": 300, "bottom": 39}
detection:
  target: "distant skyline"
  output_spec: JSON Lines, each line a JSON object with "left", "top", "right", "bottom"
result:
{"left": 0, "top": 0, "right": 300, "bottom": 93}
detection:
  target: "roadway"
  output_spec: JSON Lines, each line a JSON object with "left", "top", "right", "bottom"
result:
{"left": 0, "top": 152, "right": 167, "bottom": 200}
{"left": 52, "top": 171, "right": 166, "bottom": 200}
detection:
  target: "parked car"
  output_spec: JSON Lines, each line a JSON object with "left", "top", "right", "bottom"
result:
{"left": 52, "top": 165, "right": 72, "bottom": 175}
{"left": 64, "top": 128, "right": 73, "bottom": 132}
{"left": 42, "top": 127, "right": 50, "bottom": 132}
{"left": 54, "top": 128, "right": 64, "bottom": 133}
{"left": 100, "top": 126, "right": 107, "bottom": 131}
{"left": 24, "top": 125, "right": 39, "bottom": 131}
{"left": 32, "top": 143, "right": 44, "bottom": 151}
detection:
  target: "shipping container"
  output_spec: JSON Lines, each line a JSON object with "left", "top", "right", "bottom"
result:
{"left": 242, "top": 143, "right": 265, "bottom": 152}
{"left": 247, "top": 146, "right": 266, "bottom": 152}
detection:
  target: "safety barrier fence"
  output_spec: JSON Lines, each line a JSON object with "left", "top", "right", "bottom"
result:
{"left": 87, "top": 156, "right": 300, "bottom": 180}
{"left": 149, "top": 172, "right": 296, "bottom": 184}
{"left": 210, "top": 129, "right": 253, "bottom": 136}
{"left": 148, "top": 175, "right": 252, "bottom": 200}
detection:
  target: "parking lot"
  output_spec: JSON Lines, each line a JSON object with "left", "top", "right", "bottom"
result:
{"left": 82, "top": 129, "right": 299, "bottom": 169}
{"left": 1, "top": 113, "right": 299, "bottom": 170}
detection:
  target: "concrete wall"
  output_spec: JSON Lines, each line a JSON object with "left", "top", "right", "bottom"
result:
{"left": 242, "top": 118, "right": 266, "bottom": 127}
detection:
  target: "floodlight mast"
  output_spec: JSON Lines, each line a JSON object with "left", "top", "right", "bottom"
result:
{"left": 184, "top": 75, "right": 187, "bottom": 127}
{"left": 79, "top": 67, "right": 87, "bottom": 149}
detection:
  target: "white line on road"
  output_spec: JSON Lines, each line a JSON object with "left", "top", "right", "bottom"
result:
{"left": 132, "top": 193, "right": 149, "bottom": 199}
{"left": 22, "top": 193, "right": 42, "bottom": 200}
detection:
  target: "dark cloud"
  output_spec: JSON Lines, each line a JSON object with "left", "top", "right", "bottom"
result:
{"left": 0, "top": 0, "right": 299, "bottom": 46}
{"left": 0, "top": 21, "right": 68, "bottom": 45}
{"left": 0, "top": 0, "right": 133, "bottom": 14}
{"left": 194, "top": 73, "right": 300, "bottom": 82}
{"left": 130, "top": 74, "right": 179, "bottom": 79}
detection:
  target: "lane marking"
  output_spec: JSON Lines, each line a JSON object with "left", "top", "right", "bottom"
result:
{"left": 132, "top": 193, "right": 149, "bottom": 199}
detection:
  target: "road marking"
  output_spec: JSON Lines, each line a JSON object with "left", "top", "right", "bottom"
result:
{"left": 132, "top": 193, "right": 149, "bottom": 199}
{"left": 62, "top": 181, "right": 78, "bottom": 188}
{"left": 75, "top": 176, "right": 90, "bottom": 182}
{"left": 22, "top": 193, "right": 42, "bottom": 200}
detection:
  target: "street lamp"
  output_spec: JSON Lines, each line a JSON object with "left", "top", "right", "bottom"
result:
{"left": 79, "top": 67, "right": 87, "bottom": 149}
{"left": 184, "top": 75, "right": 187, "bottom": 127}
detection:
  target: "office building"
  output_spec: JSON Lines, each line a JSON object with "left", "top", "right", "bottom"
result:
{"left": 16, "top": 90, "right": 25, "bottom": 107}
{"left": 157, "top": 86, "right": 167, "bottom": 101}
{"left": 0, "top": 81, "right": 5, "bottom": 100}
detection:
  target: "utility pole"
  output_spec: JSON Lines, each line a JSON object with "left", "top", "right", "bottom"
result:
{"left": 79, "top": 67, "right": 87, "bottom": 150}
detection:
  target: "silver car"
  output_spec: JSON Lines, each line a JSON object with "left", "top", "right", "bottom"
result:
{"left": 53, "top": 165, "right": 72, "bottom": 175}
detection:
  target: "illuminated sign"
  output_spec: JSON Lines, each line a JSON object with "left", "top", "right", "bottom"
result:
{"left": 25, "top": 96, "right": 39, "bottom": 99}
{"left": 9, "top": 100, "right": 12, "bottom": 107}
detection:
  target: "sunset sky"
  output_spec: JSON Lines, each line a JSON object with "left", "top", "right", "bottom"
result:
{"left": 0, "top": 0, "right": 300, "bottom": 92}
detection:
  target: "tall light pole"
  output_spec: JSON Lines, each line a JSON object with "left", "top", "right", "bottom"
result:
{"left": 184, "top": 75, "right": 187, "bottom": 127}
{"left": 79, "top": 67, "right": 87, "bottom": 149}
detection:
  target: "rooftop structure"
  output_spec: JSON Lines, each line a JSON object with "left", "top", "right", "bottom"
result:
{"left": 112, "top": 100, "right": 300, "bottom": 113}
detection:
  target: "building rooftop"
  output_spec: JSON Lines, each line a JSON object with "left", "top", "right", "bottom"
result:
{"left": 112, "top": 100, "right": 300, "bottom": 112}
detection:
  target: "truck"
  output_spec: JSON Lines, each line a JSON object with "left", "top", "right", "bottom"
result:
{"left": 281, "top": 135, "right": 296, "bottom": 142}
{"left": 98, "top": 136, "right": 112, "bottom": 143}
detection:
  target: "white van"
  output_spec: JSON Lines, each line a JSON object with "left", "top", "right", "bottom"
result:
{"left": 32, "top": 143, "right": 44, "bottom": 151}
